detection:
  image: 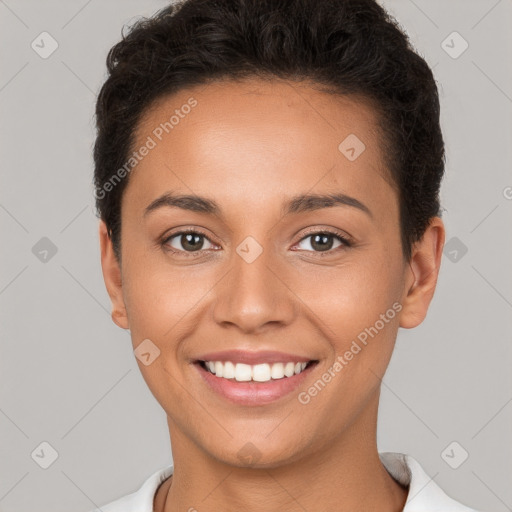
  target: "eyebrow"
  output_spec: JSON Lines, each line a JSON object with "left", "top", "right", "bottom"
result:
{"left": 143, "top": 191, "right": 372, "bottom": 219}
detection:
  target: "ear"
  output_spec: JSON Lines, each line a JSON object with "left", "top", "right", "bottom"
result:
{"left": 99, "top": 220, "right": 129, "bottom": 330}
{"left": 399, "top": 216, "right": 445, "bottom": 329}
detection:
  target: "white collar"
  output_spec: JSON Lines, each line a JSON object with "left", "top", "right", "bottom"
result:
{"left": 379, "top": 452, "right": 478, "bottom": 511}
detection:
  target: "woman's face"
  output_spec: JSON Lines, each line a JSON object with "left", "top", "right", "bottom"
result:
{"left": 100, "top": 78, "right": 442, "bottom": 467}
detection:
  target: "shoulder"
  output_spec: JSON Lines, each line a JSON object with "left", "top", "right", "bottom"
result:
{"left": 379, "top": 452, "right": 481, "bottom": 512}
{"left": 86, "top": 464, "right": 174, "bottom": 512}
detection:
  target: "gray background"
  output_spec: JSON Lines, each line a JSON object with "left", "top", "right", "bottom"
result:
{"left": 0, "top": 0, "right": 511, "bottom": 511}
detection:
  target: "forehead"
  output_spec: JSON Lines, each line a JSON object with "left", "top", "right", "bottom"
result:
{"left": 136, "top": 78, "right": 384, "bottom": 155}
{"left": 124, "top": 78, "right": 396, "bottom": 218}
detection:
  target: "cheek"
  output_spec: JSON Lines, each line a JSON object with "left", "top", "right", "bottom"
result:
{"left": 295, "top": 260, "right": 403, "bottom": 415}
{"left": 122, "top": 256, "right": 215, "bottom": 345}
{"left": 297, "top": 251, "right": 402, "bottom": 327}
{"left": 293, "top": 250, "right": 404, "bottom": 383}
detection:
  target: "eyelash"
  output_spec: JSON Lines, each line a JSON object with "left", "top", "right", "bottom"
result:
{"left": 160, "top": 227, "right": 353, "bottom": 258}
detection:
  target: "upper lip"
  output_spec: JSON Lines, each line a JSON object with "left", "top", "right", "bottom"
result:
{"left": 194, "top": 350, "right": 317, "bottom": 365}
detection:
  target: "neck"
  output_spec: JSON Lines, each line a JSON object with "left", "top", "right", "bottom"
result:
{"left": 157, "top": 392, "right": 408, "bottom": 512}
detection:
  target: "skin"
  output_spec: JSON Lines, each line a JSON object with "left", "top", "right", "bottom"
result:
{"left": 99, "top": 78, "right": 445, "bottom": 512}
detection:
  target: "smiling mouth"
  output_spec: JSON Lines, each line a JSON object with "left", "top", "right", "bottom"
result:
{"left": 196, "top": 360, "right": 319, "bottom": 383}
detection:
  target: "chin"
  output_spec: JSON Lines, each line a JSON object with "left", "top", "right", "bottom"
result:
{"left": 206, "top": 437, "right": 309, "bottom": 470}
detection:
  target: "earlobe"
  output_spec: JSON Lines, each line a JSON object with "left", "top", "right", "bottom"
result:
{"left": 399, "top": 217, "right": 445, "bottom": 329}
{"left": 98, "top": 220, "right": 130, "bottom": 330}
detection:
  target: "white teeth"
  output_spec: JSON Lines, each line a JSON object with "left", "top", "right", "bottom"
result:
{"left": 223, "top": 361, "right": 235, "bottom": 379}
{"left": 234, "top": 363, "right": 252, "bottom": 382}
{"left": 284, "top": 362, "right": 295, "bottom": 377}
{"left": 252, "top": 363, "right": 271, "bottom": 382}
{"left": 203, "top": 360, "right": 311, "bottom": 382}
{"left": 271, "top": 362, "right": 285, "bottom": 379}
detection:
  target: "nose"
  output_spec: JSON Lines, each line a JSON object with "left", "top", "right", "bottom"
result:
{"left": 212, "top": 241, "right": 296, "bottom": 334}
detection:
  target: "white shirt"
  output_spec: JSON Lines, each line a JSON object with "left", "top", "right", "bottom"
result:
{"left": 90, "top": 452, "right": 480, "bottom": 512}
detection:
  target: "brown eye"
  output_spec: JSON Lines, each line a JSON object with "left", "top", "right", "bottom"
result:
{"left": 296, "top": 231, "right": 351, "bottom": 253}
{"left": 163, "top": 230, "right": 215, "bottom": 253}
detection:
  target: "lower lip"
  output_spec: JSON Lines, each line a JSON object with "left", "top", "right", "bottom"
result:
{"left": 194, "top": 362, "right": 318, "bottom": 406}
